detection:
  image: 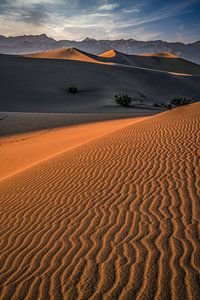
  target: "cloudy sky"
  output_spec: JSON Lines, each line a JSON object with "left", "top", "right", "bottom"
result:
{"left": 0, "top": 0, "right": 200, "bottom": 42}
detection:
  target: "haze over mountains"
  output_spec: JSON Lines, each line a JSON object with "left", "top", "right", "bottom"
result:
{"left": 0, "top": 34, "right": 200, "bottom": 65}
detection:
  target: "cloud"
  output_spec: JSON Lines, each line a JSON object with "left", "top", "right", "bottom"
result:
{"left": 98, "top": 3, "right": 119, "bottom": 11}
{"left": 0, "top": 0, "right": 199, "bottom": 42}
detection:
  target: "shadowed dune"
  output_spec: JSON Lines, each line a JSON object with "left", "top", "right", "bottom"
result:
{"left": 26, "top": 47, "right": 200, "bottom": 75}
{"left": 0, "top": 103, "right": 199, "bottom": 299}
{"left": 0, "top": 54, "right": 200, "bottom": 113}
{"left": 99, "top": 49, "right": 200, "bottom": 75}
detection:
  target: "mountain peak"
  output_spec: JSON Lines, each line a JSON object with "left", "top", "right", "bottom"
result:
{"left": 83, "top": 37, "right": 97, "bottom": 42}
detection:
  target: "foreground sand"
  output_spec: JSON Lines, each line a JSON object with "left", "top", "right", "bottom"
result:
{"left": 0, "top": 117, "right": 146, "bottom": 180}
{"left": 0, "top": 103, "right": 199, "bottom": 299}
{"left": 0, "top": 111, "right": 157, "bottom": 136}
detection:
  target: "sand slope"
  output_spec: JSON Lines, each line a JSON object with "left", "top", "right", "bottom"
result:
{"left": 0, "top": 103, "right": 199, "bottom": 299}
{"left": 0, "top": 117, "right": 146, "bottom": 180}
{"left": 141, "top": 52, "right": 179, "bottom": 58}
{"left": 27, "top": 48, "right": 200, "bottom": 74}
{"left": 99, "top": 49, "right": 200, "bottom": 75}
{"left": 1, "top": 54, "right": 200, "bottom": 113}
{"left": 25, "top": 48, "right": 105, "bottom": 64}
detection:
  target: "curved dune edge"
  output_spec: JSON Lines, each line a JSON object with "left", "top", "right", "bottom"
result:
{"left": 168, "top": 71, "right": 192, "bottom": 76}
{"left": 0, "top": 103, "right": 199, "bottom": 299}
{"left": 141, "top": 52, "right": 179, "bottom": 58}
{"left": 99, "top": 49, "right": 118, "bottom": 58}
{"left": 0, "top": 117, "right": 147, "bottom": 181}
{"left": 25, "top": 48, "right": 114, "bottom": 65}
{"left": 23, "top": 48, "right": 200, "bottom": 75}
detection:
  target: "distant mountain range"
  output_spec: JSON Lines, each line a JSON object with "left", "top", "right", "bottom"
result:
{"left": 0, "top": 34, "right": 200, "bottom": 65}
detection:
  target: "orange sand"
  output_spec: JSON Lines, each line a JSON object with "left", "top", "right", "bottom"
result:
{"left": 24, "top": 48, "right": 200, "bottom": 75}
{"left": 0, "top": 117, "right": 145, "bottom": 181}
{"left": 99, "top": 49, "right": 117, "bottom": 58}
{"left": 0, "top": 103, "right": 199, "bottom": 299}
{"left": 141, "top": 52, "right": 179, "bottom": 58}
{"left": 25, "top": 48, "right": 110, "bottom": 65}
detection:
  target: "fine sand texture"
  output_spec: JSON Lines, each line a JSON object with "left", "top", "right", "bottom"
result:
{"left": 0, "top": 117, "right": 146, "bottom": 181}
{"left": 0, "top": 103, "right": 199, "bottom": 299}
{"left": 1, "top": 54, "right": 200, "bottom": 113}
{"left": 0, "top": 111, "right": 158, "bottom": 136}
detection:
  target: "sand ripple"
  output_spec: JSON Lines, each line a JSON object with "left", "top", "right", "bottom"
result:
{"left": 0, "top": 104, "right": 199, "bottom": 299}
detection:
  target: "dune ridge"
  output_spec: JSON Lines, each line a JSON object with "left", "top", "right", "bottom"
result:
{"left": 25, "top": 47, "right": 200, "bottom": 75}
{"left": 0, "top": 117, "right": 146, "bottom": 181}
{"left": 0, "top": 103, "right": 199, "bottom": 299}
{"left": 1, "top": 54, "right": 200, "bottom": 113}
{"left": 141, "top": 52, "right": 179, "bottom": 58}
{"left": 99, "top": 49, "right": 200, "bottom": 75}
{"left": 25, "top": 48, "right": 108, "bottom": 65}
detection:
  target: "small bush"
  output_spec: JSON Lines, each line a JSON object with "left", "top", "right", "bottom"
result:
{"left": 115, "top": 94, "right": 132, "bottom": 107}
{"left": 165, "top": 103, "right": 173, "bottom": 110}
{"left": 68, "top": 86, "right": 78, "bottom": 94}
{"left": 169, "top": 96, "right": 191, "bottom": 106}
{"left": 182, "top": 98, "right": 192, "bottom": 105}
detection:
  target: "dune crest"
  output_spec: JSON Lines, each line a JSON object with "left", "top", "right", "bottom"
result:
{"left": 141, "top": 52, "right": 179, "bottom": 58}
{"left": 98, "top": 49, "right": 200, "bottom": 74}
{"left": 25, "top": 47, "right": 102, "bottom": 64}
{"left": 23, "top": 47, "right": 200, "bottom": 75}
{"left": 99, "top": 49, "right": 118, "bottom": 58}
{"left": 0, "top": 103, "right": 199, "bottom": 299}
{"left": 0, "top": 117, "right": 146, "bottom": 181}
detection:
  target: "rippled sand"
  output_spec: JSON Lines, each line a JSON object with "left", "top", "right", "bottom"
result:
{"left": 0, "top": 103, "right": 199, "bottom": 299}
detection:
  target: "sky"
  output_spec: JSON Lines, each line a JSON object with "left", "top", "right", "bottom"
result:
{"left": 0, "top": 0, "right": 200, "bottom": 42}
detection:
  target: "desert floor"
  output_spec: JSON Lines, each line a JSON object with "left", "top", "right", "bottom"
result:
{"left": 1, "top": 54, "right": 200, "bottom": 113}
{"left": 0, "top": 103, "right": 199, "bottom": 299}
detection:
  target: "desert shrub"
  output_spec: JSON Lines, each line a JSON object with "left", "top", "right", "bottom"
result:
{"left": 68, "top": 86, "right": 78, "bottom": 94}
{"left": 165, "top": 103, "right": 173, "bottom": 110}
{"left": 115, "top": 94, "right": 132, "bottom": 107}
{"left": 181, "top": 98, "right": 192, "bottom": 105}
{"left": 169, "top": 96, "right": 191, "bottom": 106}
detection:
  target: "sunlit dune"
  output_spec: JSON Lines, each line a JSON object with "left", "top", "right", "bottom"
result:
{"left": 25, "top": 47, "right": 106, "bottom": 64}
{"left": 24, "top": 47, "right": 200, "bottom": 75}
{"left": 98, "top": 49, "right": 200, "bottom": 75}
{"left": 141, "top": 52, "right": 179, "bottom": 58}
{"left": 99, "top": 49, "right": 118, "bottom": 58}
{"left": 0, "top": 117, "right": 146, "bottom": 181}
{"left": 0, "top": 103, "right": 199, "bottom": 299}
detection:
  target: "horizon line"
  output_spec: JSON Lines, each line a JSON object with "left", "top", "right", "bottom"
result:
{"left": 0, "top": 33, "right": 199, "bottom": 45}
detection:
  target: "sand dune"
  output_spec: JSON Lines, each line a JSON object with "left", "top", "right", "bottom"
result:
{"left": 25, "top": 48, "right": 200, "bottom": 75}
{"left": 25, "top": 47, "right": 105, "bottom": 64}
{"left": 0, "top": 111, "right": 156, "bottom": 136}
{"left": 0, "top": 103, "right": 199, "bottom": 299}
{"left": 0, "top": 117, "right": 146, "bottom": 180}
{"left": 1, "top": 54, "right": 200, "bottom": 113}
{"left": 99, "top": 49, "right": 200, "bottom": 75}
{"left": 141, "top": 52, "right": 179, "bottom": 58}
